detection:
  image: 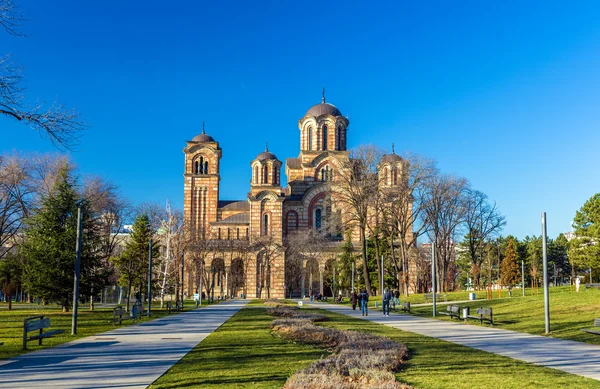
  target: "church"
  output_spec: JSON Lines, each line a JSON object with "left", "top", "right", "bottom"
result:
{"left": 182, "top": 93, "right": 406, "bottom": 299}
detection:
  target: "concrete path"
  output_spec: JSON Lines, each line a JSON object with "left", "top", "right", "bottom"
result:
{"left": 0, "top": 299, "right": 248, "bottom": 389}
{"left": 311, "top": 301, "right": 600, "bottom": 381}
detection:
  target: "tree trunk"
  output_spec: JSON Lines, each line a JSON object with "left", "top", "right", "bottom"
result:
{"left": 126, "top": 281, "right": 132, "bottom": 312}
{"left": 360, "top": 227, "right": 372, "bottom": 294}
{"left": 90, "top": 295, "right": 94, "bottom": 311}
{"left": 7, "top": 295, "right": 12, "bottom": 310}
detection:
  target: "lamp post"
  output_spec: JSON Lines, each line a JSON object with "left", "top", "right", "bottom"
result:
{"left": 71, "top": 207, "right": 83, "bottom": 335}
{"left": 147, "top": 239, "right": 153, "bottom": 318}
{"left": 542, "top": 212, "right": 550, "bottom": 334}
{"left": 431, "top": 241, "right": 436, "bottom": 317}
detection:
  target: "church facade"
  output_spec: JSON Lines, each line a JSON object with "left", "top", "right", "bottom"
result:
{"left": 183, "top": 95, "right": 407, "bottom": 299}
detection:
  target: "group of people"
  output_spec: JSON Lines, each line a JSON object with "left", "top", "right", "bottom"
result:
{"left": 350, "top": 288, "right": 401, "bottom": 317}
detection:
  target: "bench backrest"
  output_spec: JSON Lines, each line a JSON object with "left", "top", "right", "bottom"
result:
{"left": 25, "top": 318, "right": 50, "bottom": 332}
{"left": 594, "top": 318, "right": 600, "bottom": 327}
{"left": 448, "top": 305, "right": 460, "bottom": 313}
{"left": 403, "top": 302, "right": 410, "bottom": 307}
{"left": 114, "top": 306, "right": 124, "bottom": 315}
{"left": 476, "top": 307, "right": 492, "bottom": 316}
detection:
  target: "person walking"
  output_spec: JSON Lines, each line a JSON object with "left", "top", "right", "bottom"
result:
{"left": 394, "top": 289, "right": 400, "bottom": 310}
{"left": 351, "top": 290, "right": 357, "bottom": 310}
{"left": 359, "top": 289, "right": 369, "bottom": 316}
{"left": 382, "top": 288, "right": 392, "bottom": 316}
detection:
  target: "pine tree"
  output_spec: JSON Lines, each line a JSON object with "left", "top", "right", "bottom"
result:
{"left": 111, "top": 214, "right": 160, "bottom": 310}
{"left": 21, "top": 165, "right": 104, "bottom": 311}
{"left": 500, "top": 239, "right": 520, "bottom": 296}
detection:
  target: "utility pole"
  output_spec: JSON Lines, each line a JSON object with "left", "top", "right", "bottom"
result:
{"left": 199, "top": 261, "right": 203, "bottom": 306}
{"left": 542, "top": 212, "right": 550, "bottom": 334}
{"left": 431, "top": 242, "right": 436, "bottom": 317}
{"left": 71, "top": 207, "right": 83, "bottom": 335}
{"left": 147, "top": 239, "right": 153, "bottom": 318}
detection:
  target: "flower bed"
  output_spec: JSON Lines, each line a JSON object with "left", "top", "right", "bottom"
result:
{"left": 267, "top": 305, "right": 413, "bottom": 389}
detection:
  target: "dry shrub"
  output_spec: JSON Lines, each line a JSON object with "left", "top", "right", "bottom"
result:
{"left": 275, "top": 319, "right": 344, "bottom": 347}
{"left": 284, "top": 370, "right": 413, "bottom": 389}
{"left": 267, "top": 306, "right": 327, "bottom": 322}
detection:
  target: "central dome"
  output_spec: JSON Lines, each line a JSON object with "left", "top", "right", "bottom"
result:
{"left": 305, "top": 102, "right": 342, "bottom": 118}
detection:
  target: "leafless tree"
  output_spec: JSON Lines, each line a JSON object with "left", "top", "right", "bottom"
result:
{"left": 383, "top": 153, "right": 437, "bottom": 295}
{"left": 286, "top": 229, "right": 328, "bottom": 297}
{"left": 1, "top": 1, "right": 87, "bottom": 149}
{"left": 424, "top": 174, "right": 469, "bottom": 292}
{"left": 463, "top": 189, "right": 506, "bottom": 289}
{"left": 251, "top": 232, "right": 283, "bottom": 298}
{"left": 0, "top": 153, "right": 30, "bottom": 258}
{"left": 334, "top": 145, "right": 383, "bottom": 295}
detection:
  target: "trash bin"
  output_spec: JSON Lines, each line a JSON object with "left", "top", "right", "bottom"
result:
{"left": 469, "top": 292, "right": 476, "bottom": 300}
{"left": 463, "top": 306, "right": 470, "bottom": 320}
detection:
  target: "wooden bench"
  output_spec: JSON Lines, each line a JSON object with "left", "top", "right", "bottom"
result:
{"left": 467, "top": 307, "right": 493, "bottom": 325}
{"left": 113, "top": 306, "right": 134, "bottom": 325}
{"left": 585, "top": 283, "right": 600, "bottom": 290}
{"left": 582, "top": 318, "right": 600, "bottom": 336}
{"left": 23, "top": 315, "right": 64, "bottom": 350}
{"left": 400, "top": 301, "right": 411, "bottom": 313}
{"left": 439, "top": 304, "right": 461, "bottom": 319}
{"left": 167, "top": 301, "right": 183, "bottom": 313}
{"left": 424, "top": 293, "right": 448, "bottom": 303}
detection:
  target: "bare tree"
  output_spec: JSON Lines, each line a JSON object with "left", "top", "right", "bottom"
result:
{"left": 0, "top": 153, "right": 30, "bottom": 258}
{"left": 384, "top": 153, "right": 437, "bottom": 295}
{"left": 251, "top": 232, "right": 283, "bottom": 298}
{"left": 286, "top": 229, "right": 328, "bottom": 297}
{"left": 334, "top": 145, "right": 383, "bottom": 294}
{"left": 462, "top": 189, "right": 506, "bottom": 289}
{"left": 1, "top": 1, "right": 87, "bottom": 149}
{"left": 424, "top": 174, "right": 469, "bottom": 292}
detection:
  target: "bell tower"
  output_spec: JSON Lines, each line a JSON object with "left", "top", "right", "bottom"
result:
{"left": 183, "top": 123, "right": 222, "bottom": 238}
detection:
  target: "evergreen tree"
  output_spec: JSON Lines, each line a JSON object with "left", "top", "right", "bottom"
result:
{"left": 569, "top": 193, "right": 600, "bottom": 271}
{"left": 500, "top": 239, "right": 520, "bottom": 296}
{"left": 111, "top": 214, "right": 160, "bottom": 310}
{"left": 0, "top": 253, "right": 22, "bottom": 310}
{"left": 21, "top": 165, "right": 104, "bottom": 311}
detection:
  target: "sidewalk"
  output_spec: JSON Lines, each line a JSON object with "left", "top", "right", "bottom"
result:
{"left": 311, "top": 301, "right": 600, "bottom": 381}
{"left": 0, "top": 299, "right": 248, "bottom": 389}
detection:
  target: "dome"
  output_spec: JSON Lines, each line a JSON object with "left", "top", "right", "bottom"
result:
{"left": 191, "top": 122, "right": 215, "bottom": 142}
{"left": 305, "top": 102, "right": 342, "bottom": 118}
{"left": 381, "top": 153, "right": 402, "bottom": 164}
{"left": 255, "top": 151, "right": 278, "bottom": 161}
{"left": 192, "top": 133, "right": 215, "bottom": 142}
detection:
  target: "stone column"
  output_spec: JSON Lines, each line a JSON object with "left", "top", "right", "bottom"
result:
{"left": 309, "top": 270, "right": 313, "bottom": 297}
{"left": 319, "top": 265, "right": 324, "bottom": 296}
{"left": 225, "top": 267, "right": 229, "bottom": 299}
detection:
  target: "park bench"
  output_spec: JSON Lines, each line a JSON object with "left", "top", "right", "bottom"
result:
{"left": 113, "top": 306, "right": 134, "bottom": 325}
{"left": 585, "top": 283, "right": 600, "bottom": 290}
{"left": 467, "top": 307, "right": 493, "bottom": 325}
{"left": 439, "top": 304, "right": 461, "bottom": 319}
{"left": 23, "top": 315, "right": 64, "bottom": 350}
{"left": 424, "top": 293, "right": 448, "bottom": 303}
{"left": 581, "top": 318, "right": 600, "bottom": 336}
{"left": 400, "top": 301, "right": 411, "bottom": 313}
{"left": 167, "top": 301, "right": 183, "bottom": 313}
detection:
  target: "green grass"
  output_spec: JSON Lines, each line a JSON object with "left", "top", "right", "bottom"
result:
{"left": 149, "top": 300, "right": 326, "bottom": 389}
{"left": 315, "top": 306, "right": 600, "bottom": 389}
{"left": 405, "top": 286, "right": 600, "bottom": 344}
{"left": 0, "top": 298, "right": 213, "bottom": 360}
{"left": 151, "top": 300, "right": 600, "bottom": 389}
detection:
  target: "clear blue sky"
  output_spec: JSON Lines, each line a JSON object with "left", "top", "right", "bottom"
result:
{"left": 3, "top": 1, "right": 600, "bottom": 239}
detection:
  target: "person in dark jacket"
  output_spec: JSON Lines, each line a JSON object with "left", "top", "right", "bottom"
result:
{"left": 351, "top": 290, "right": 358, "bottom": 310}
{"left": 359, "top": 289, "right": 369, "bottom": 316}
{"left": 382, "top": 288, "right": 392, "bottom": 316}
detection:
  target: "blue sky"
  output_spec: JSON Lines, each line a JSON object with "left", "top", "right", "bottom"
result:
{"left": 2, "top": 1, "right": 600, "bottom": 239}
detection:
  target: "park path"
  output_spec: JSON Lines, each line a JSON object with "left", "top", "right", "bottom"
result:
{"left": 310, "top": 301, "right": 600, "bottom": 381}
{"left": 0, "top": 299, "right": 248, "bottom": 389}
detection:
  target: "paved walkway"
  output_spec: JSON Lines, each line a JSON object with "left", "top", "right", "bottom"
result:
{"left": 310, "top": 301, "right": 600, "bottom": 381}
{"left": 0, "top": 299, "right": 248, "bottom": 389}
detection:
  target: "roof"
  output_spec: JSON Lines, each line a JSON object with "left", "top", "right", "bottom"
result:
{"left": 381, "top": 153, "right": 403, "bottom": 164}
{"left": 255, "top": 151, "right": 278, "bottom": 161}
{"left": 305, "top": 102, "right": 342, "bottom": 118}
{"left": 214, "top": 212, "right": 250, "bottom": 225}
{"left": 286, "top": 158, "right": 302, "bottom": 169}
{"left": 218, "top": 200, "right": 250, "bottom": 211}
{"left": 191, "top": 133, "right": 215, "bottom": 142}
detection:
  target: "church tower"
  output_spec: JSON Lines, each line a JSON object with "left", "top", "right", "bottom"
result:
{"left": 183, "top": 123, "right": 222, "bottom": 238}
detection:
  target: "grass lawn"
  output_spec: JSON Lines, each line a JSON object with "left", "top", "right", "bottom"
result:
{"left": 404, "top": 286, "right": 600, "bottom": 344}
{"left": 0, "top": 298, "right": 213, "bottom": 360}
{"left": 151, "top": 300, "right": 600, "bottom": 389}
{"left": 149, "top": 300, "right": 326, "bottom": 389}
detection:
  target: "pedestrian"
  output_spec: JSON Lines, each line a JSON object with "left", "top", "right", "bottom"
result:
{"left": 360, "top": 289, "right": 369, "bottom": 316}
{"left": 394, "top": 289, "right": 400, "bottom": 309}
{"left": 351, "top": 290, "right": 357, "bottom": 310}
{"left": 382, "top": 288, "right": 392, "bottom": 316}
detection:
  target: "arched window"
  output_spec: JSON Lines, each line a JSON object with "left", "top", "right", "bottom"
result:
{"left": 336, "top": 127, "right": 340, "bottom": 150}
{"left": 204, "top": 161, "right": 209, "bottom": 174}
{"left": 322, "top": 125, "right": 328, "bottom": 150}
{"left": 393, "top": 167, "right": 398, "bottom": 185}
{"left": 315, "top": 208, "right": 322, "bottom": 230}
{"left": 263, "top": 214, "right": 269, "bottom": 236}
{"left": 308, "top": 127, "right": 313, "bottom": 151}
{"left": 274, "top": 167, "right": 278, "bottom": 185}
{"left": 254, "top": 165, "right": 258, "bottom": 184}
{"left": 236, "top": 227, "right": 240, "bottom": 239}
{"left": 263, "top": 165, "right": 269, "bottom": 184}
{"left": 218, "top": 228, "right": 221, "bottom": 240}
{"left": 321, "top": 166, "right": 333, "bottom": 181}
{"left": 246, "top": 228, "right": 249, "bottom": 239}
{"left": 227, "top": 228, "right": 231, "bottom": 240}
{"left": 384, "top": 168, "right": 388, "bottom": 185}
{"left": 194, "top": 161, "right": 200, "bottom": 174}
